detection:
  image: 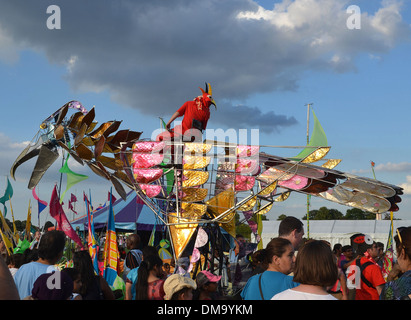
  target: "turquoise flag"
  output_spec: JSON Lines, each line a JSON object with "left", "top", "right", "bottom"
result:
{"left": 0, "top": 177, "right": 13, "bottom": 217}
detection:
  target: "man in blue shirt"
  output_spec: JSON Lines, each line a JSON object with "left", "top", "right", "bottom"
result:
{"left": 14, "top": 230, "right": 66, "bottom": 299}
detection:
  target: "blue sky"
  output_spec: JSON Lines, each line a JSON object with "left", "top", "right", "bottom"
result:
{"left": 0, "top": 0, "right": 410, "bottom": 223}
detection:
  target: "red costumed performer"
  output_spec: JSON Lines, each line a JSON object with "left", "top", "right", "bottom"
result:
{"left": 157, "top": 83, "right": 216, "bottom": 142}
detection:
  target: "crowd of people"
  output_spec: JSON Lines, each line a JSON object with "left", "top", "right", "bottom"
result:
{"left": 0, "top": 216, "right": 410, "bottom": 300}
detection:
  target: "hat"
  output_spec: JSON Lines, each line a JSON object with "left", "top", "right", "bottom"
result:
{"left": 350, "top": 233, "right": 373, "bottom": 255}
{"left": 196, "top": 270, "right": 222, "bottom": 287}
{"left": 31, "top": 271, "right": 73, "bottom": 300}
{"left": 163, "top": 274, "right": 197, "bottom": 300}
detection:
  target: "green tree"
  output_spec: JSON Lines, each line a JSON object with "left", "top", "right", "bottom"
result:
{"left": 277, "top": 214, "right": 287, "bottom": 221}
{"left": 303, "top": 206, "right": 344, "bottom": 220}
{"left": 344, "top": 208, "right": 374, "bottom": 220}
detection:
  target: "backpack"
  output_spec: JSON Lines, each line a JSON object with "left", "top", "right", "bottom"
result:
{"left": 355, "top": 259, "right": 375, "bottom": 289}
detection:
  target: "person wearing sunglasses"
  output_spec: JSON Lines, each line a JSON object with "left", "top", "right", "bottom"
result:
{"left": 380, "top": 227, "right": 411, "bottom": 300}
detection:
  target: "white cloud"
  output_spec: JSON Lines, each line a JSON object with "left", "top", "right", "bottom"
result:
{"left": 0, "top": 0, "right": 409, "bottom": 131}
{"left": 0, "top": 26, "right": 21, "bottom": 64}
{"left": 374, "top": 162, "right": 411, "bottom": 172}
{"left": 399, "top": 175, "right": 411, "bottom": 194}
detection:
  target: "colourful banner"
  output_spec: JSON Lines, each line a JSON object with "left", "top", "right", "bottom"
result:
{"left": 49, "top": 185, "right": 84, "bottom": 249}
{"left": 103, "top": 190, "right": 118, "bottom": 286}
{"left": 25, "top": 200, "right": 32, "bottom": 241}
{"left": 32, "top": 186, "right": 48, "bottom": 220}
{"left": 382, "top": 212, "right": 394, "bottom": 280}
{"left": 84, "top": 192, "right": 99, "bottom": 274}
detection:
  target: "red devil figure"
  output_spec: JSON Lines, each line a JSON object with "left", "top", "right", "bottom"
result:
{"left": 158, "top": 83, "right": 216, "bottom": 141}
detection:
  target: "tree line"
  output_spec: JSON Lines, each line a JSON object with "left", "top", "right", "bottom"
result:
{"left": 278, "top": 207, "right": 397, "bottom": 221}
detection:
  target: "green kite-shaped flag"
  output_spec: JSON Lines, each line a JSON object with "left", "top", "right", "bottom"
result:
{"left": 59, "top": 157, "right": 89, "bottom": 203}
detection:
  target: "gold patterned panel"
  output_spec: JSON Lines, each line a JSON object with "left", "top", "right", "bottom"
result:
{"left": 255, "top": 203, "right": 273, "bottom": 215}
{"left": 183, "top": 155, "right": 211, "bottom": 170}
{"left": 219, "top": 210, "right": 236, "bottom": 238}
{"left": 184, "top": 142, "right": 213, "bottom": 155}
{"left": 274, "top": 191, "right": 291, "bottom": 202}
{"left": 206, "top": 189, "right": 235, "bottom": 217}
{"left": 258, "top": 181, "right": 278, "bottom": 196}
{"left": 168, "top": 215, "right": 198, "bottom": 260}
{"left": 181, "top": 187, "right": 208, "bottom": 202}
{"left": 237, "top": 196, "right": 257, "bottom": 211}
{"left": 181, "top": 202, "right": 207, "bottom": 219}
{"left": 301, "top": 147, "right": 330, "bottom": 163}
{"left": 182, "top": 170, "right": 209, "bottom": 187}
{"left": 321, "top": 159, "right": 342, "bottom": 169}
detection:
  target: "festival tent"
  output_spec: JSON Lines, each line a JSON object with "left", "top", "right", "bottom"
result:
{"left": 261, "top": 219, "right": 411, "bottom": 250}
{"left": 70, "top": 191, "right": 163, "bottom": 232}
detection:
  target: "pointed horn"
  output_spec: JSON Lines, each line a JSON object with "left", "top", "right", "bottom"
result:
{"left": 199, "top": 87, "right": 206, "bottom": 95}
{"left": 207, "top": 83, "right": 212, "bottom": 96}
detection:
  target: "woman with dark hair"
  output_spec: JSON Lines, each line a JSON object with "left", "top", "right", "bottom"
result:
{"left": 272, "top": 240, "right": 338, "bottom": 300}
{"left": 135, "top": 254, "right": 165, "bottom": 300}
{"left": 241, "top": 237, "right": 298, "bottom": 300}
{"left": 73, "top": 250, "right": 114, "bottom": 300}
{"left": 381, "top": 226, "right": 411, "bottom": 300}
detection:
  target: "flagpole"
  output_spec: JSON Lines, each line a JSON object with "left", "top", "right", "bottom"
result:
{"left": 305, "top": 103, "right": 313, "bottom": 239}
{"left": 370, "top": 161, "right": 382, "bottom": 220}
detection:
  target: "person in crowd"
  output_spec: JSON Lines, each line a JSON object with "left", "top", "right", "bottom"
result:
{"left": 381, "top": 227, "right": 411, "bottom": 300}
{"left": 163, "top": 273, "right": 196, "bottom": 300}
{"left": 0, "top": 252, "right": 19, "bottom": 299}
{"left": 375, "top": 242, "right": 385, "bottom": 268}
{"left": 29, "top": 230, "right": 42, "bottom": 250}
{"left": 278, "top": 216, "right": 304, "bottom": 250}
{"left": 272, "top": 240, "right": 338, "bottom": 300}
{"left": 347, "top": 234, "right": 385, "bottom": 300}
{"left": 340, "top": 245, "right": 355, "bottom": 272}
{"left": 241, "top": 237, "right": 298, "bottom": 300}
{"left": 327, "top": 248, "right": 349, "bottom": 300}
{"left": 14, "top": 230, "right": 66, "bottom": 299}
{"left": 163, "top": 263, "right": 171, "bottom": 277}
{"left": 193, "top": 270, "right": 221, "bottom": 300}
{"left": 122, "top": 234, "right": 143, "bottom": 281}
{"left": 231, "top": 234, "right": 255, "bottom": 295}
{"left": 135, "top": 254, "right": 165, "bottom": 300}
{"left": 23, "top": 248, "right": 39, "bottom": 264}
{"left": 6, "top": 253, "right": 24, "bottom": 277}
{"left": 333, "top": 243, "right": 343, "bottom": 267}
{"left": 125, "top": 245, "right": 159, "bottom": 300}
{"left": 72, "top": 250, "right": 115, "bottom": 300}
{"left": 62, "top": 267, "right": 83, "bottom": 300}
{"left": 250, "top": 249, "right": 267, "bottom": 276}
{"left": 23, "top": 271, "right": 74, "bottom": 300}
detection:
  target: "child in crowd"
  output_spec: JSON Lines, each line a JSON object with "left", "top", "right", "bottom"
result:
{"left": 193, "top": 270, "right": 221, "bottom": 300}
{"left": 163, "top": 274, "right": 196, "bottom": 300}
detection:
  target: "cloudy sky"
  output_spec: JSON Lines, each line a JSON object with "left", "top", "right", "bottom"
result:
{"left": 0, "top": 0, "right": 410, "bottom": 223}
